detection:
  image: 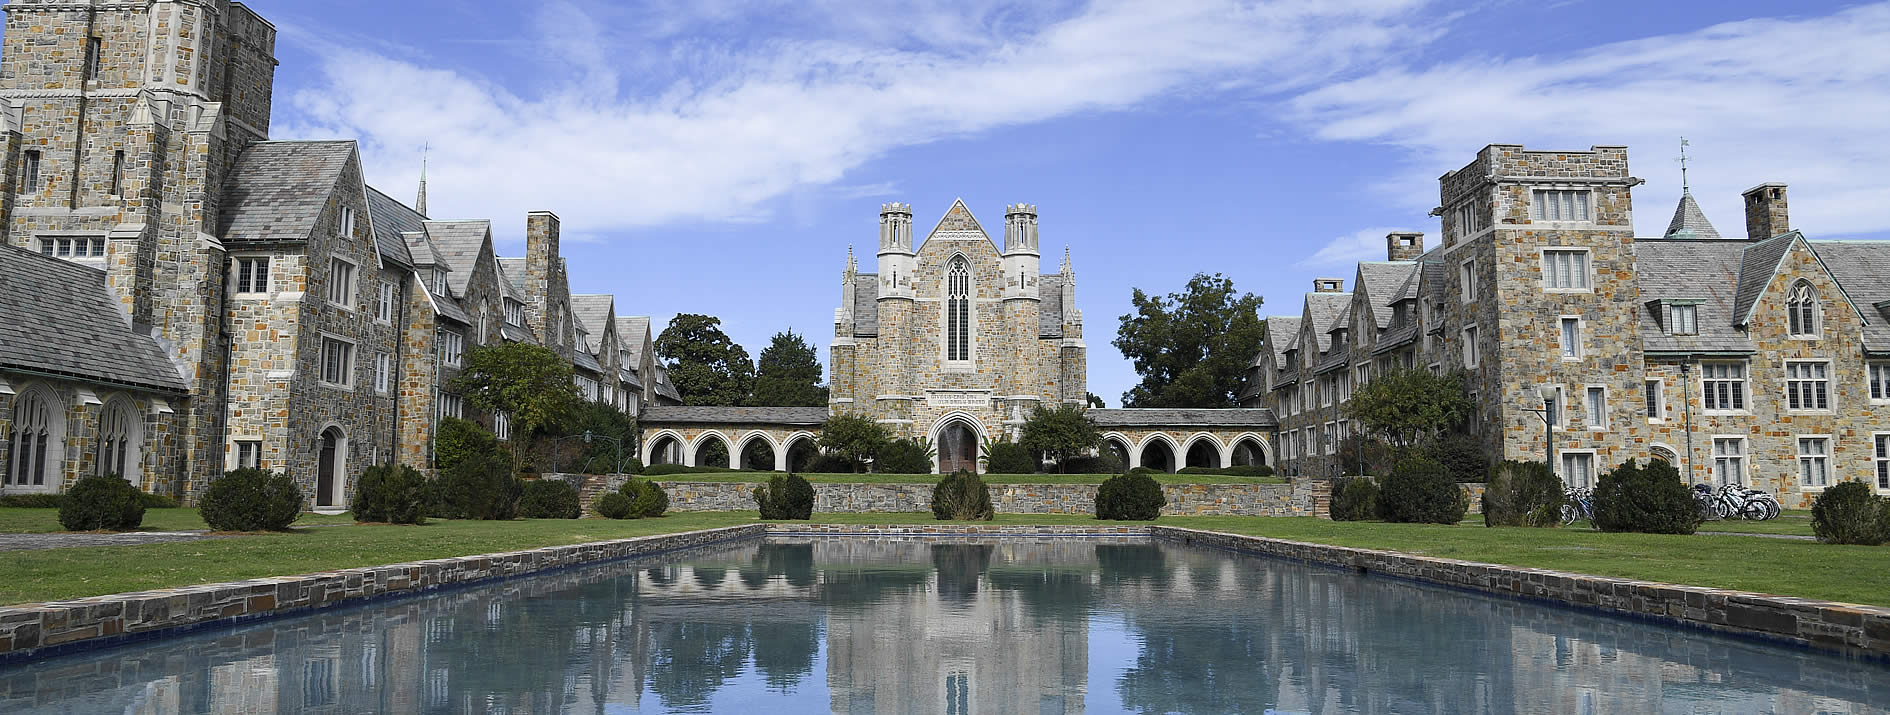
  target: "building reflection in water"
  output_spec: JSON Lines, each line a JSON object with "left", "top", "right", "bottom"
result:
{"left": 3, "top": 537, "right": 1888, "bottom": 714}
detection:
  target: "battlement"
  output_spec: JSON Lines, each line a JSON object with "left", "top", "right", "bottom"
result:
{"left": 1005, "top": 203, "right": 1037, "bottom": 216}
{"left": 1441, "top": 144, "right": 1633, "bottom": 207}
{"left": 879, "top": 202, "right": 912, "bottom": 216}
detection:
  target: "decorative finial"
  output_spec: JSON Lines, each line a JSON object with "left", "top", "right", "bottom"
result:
{"left": 846, "top": 244, "right": 856, "bottom": 271}
{"left": 1062, "top": 245, "right": 1071, "bottom": 273}
{"left": 1679, "top": 137, "right": 1690, "bottom": 193}
{"left": 416, "top": 143, "right": 430, "bottom": 217}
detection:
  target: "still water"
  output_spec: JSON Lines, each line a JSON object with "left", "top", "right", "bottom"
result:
{"left": 3, "top": 536, "right": 1888, "bottom": 713}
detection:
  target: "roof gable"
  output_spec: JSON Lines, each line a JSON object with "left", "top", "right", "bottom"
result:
{"left": 422, "top": 220, "right": 493, "bottom": 297}
{"left": 923, "top": 198, "right": 990, "bottom": 243}
{"left": 1733, "top": 232, "right": 1863, "bottom": 327}
{"left": 363, "top": 186, "right": 420, "bottom": 268}
{"left": 218, "top": 141, "right": 358, "bottom": 247}
{"left": 0, "top": 245, "right": 187, "bottom": 392}
{"left": 570, "top": 294, "right": 615, "bottom": 353}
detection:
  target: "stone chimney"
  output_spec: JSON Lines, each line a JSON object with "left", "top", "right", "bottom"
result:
{"left": 1743, "top": 183, "right": 1789, "bottom": 240}
{"left": 1386, "top": 232, "right": 1424, "bottom": 261}
{"left": 524, "top": 211, "right": 560, "bottom": 341}
{"left": 1314, "top": 278, "right": 1344, "bottom": 293}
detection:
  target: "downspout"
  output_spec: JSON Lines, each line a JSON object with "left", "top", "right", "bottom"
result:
{"left": 1681, "top": 357, "right": 1696, "bottom": 484}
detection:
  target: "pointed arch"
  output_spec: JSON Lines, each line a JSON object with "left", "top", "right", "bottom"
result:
{"left": 1183, "top": 433, "right": 1226, "bottom": 469}
{"left": 1229, "top": 432, "right": 1273, "bottom": 467}
{"left": 737, "top": 430, "right": 779, "bottom": 471}
{"left": 945, "top": 255, "right": 973, "bottom": 363}
{"left": 782, "top": 431, "right": 820, "bottom": 472}
{"left": 690, "top": 431, "right": 733, "bottom": 469}
{"left": 646, "top": 430, "right": 686, "bottom": 466}
{"left": 5, "top": 382, "right": 66, "bottom": 491}
{"left": 1102, "top": 432, "right": 1133, "bottom": 469}
{"left": 96, "top": 394, "right": 143, "bottom": 488}
{"left": 1786, "top": 279, "right": 1820, "bottom": 337}
{"left": 1136, "top": 433, "right": 1180, "bottom": 474}
{"left": 316, "top": 424, "right": 348, "bottom": 508}
{"left": 929, "top": 411, "right": 987, "bottom": 474}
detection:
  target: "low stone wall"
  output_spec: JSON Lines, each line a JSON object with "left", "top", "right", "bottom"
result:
{"left": 653, "top": 479, "right": 1330, "bottom": 517}
{"left": 0, "top": 525, "right": 765, "bottom": 664}
{"left": 764, "top": 524, "right": 1153, "bottom": 536}
{"left": 1152, "top": 526, "right": 1890, "bottom": 659}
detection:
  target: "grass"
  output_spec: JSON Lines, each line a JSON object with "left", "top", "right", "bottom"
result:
{"left": 650, "top": 472, "right": 1285, "bottom": 485}
{"left": 1693, "top": 510, "right": 1815, "bottom": 537}
{"left": 0, "top": 508, "right": 357, "bottom": 534}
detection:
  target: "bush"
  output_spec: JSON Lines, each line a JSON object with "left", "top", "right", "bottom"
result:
{"left": 931, "top": 470, "right": 994, "bottom": 521}
{"left": 1425, "top": 433, "right": 1491, "bottom": 483}
{"left": 200, "top": 468, "right": 303, "bottom": 532}
{"left": 626, "top": 457, "right": 645, "bottom": 475}
{"left": 754, "top": 473, "right": 816, "bottom": 520}
{"left": 518, "top": 479, "right": 581, "bottom": 519}
{"left": 434, "top": 416, "right": 495, "bottom": 474}
{"left": 57, "top": 475, "right": 146, "bottom": 531}
{"left": 1096, "top": 472, "right": 1165, "bottom": 521}
{"left": 594, "top": 491, "right": 633, "bottom": 519}
{"left": 1330, "top": 477, "right": 1379, "bottom": 521}
{"left": 983, "top": 440, "right": 1038, "bottom": 474}
{"left": 802, "top": 453, "right": 857, "bottom": 474}
{"left": 1128, "top": 466, "right": 1164, "bottom": 477}
{"left": 1482, "top": 461, "right": 1564, "bottom": 528}
{"left": 1590, "top": 459, "right": 1702, "bottom": 535}
{"left": 876, "top": 439, "right": 935, "bottom": 474}
{"left": 621, "top": 479, "right": 669, "bottom": 518}
{"left": 1177, "top": 465, "right": 1277, "bottom": 478}
{"left": 0, "top": 494, "right": 66, "bottom": 508}
{"left": 353, "top": 464, "right": 429, "bottom": 525}
{"left": 434, "top": 458, "right": 521, "bottom": 521}
{"left": 1058, "top": 453, "right": 1124, "bottom": 475}
{"left": 140, "top": 493, "right": 180, "bottom": 508}
{"left": 1375, "top": 457, "right": 1468, "bottom": 524}
{"left": 1337, "top": 434, "right": 1398, "bottom": 478}
{"left": 1810, "top": 481, "right": 1890, "bottom": 545}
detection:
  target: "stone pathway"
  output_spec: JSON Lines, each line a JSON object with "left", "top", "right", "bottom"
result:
{"left": 0, "top": 530, "right": 223, "bottom": 552}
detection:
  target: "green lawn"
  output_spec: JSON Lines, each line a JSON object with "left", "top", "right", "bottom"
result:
{"left": 1692, "top": 510, "right": 1815, "bottom": 537}
{"left": 651, "top": 472, "right": 1284, "bottom": 485}
{"left": 0, "top": 508, "right": 357, "bottom": 534}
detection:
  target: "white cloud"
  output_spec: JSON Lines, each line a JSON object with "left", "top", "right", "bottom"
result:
{"left": 1286, "top": 3, "right": 1890, "bottom": 238}
{"left": 275, "top": 0, "right": 1434, "bottom": 238}
{"left": 1298, "top": 226, "right": 1420, "bottom": 267}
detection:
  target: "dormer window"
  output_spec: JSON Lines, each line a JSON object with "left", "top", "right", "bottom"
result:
{"left": 1668, "top": 303, "right": 1699, "bottom": 336}
{"left": 432, "top": 269, "right": 449, "bottom": 296}
{"left": 1787, "top": 280, "right": 1820, "bottom": 337}
{"left": 505, "top": 299, "right": 525, "bottom": 327}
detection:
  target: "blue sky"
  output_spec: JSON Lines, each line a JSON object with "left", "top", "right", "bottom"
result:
{"left": 248, "top": 0, "right": 1890, "bottom": 405}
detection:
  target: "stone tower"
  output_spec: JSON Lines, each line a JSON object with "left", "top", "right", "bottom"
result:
{"left": 0, "top": 0, "right": 278, "bottom": 487}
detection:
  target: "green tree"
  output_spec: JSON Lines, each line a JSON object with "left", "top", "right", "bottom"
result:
{"left": 1343, "top": 368, "right": 1473, "bottom": 449}
{"left": 817, "top": 413, "right": 889, "bottom": 473}
{"left": 1086, "top": 392, "right": 1106, "bottom": 408}
{"left": 655, "top": 314, "right": 754, "bottom": 406}
{"left": 747, "top": 329, "right": 828, "bottom": 407}
{"left": 1020, "top": 404, "right": 1102, "bottom": 473}
{"left": 1113, "top": 273, "right": 1264, "bottom": 407}
{"left": 449, "top": 342, "right": 579, "bottom": 462}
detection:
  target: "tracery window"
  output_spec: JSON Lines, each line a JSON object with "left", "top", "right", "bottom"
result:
{"left": 6, "top": 386, "right": 64, "bottom": 489}
{"left": 96, "top": 398, "right": 139, "bottom": 483}
{"left": 947, "top": 258, "right": 971, "bottom": 362}
{"left": 1786, "top": 280, "right": 1819, "bottom": 337}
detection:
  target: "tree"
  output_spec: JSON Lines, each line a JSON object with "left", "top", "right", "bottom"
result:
{"left": 748, "top": 329, "right": 828, "bottom": 407}
{"left": 1020, "top": 404, "right": 1101, "bottom": 473}
{"left": 817, "top": 413, "right": 889, "bottom": 473}
{"left": 1086, "top": 393, "right": 1106, "bottom": 408}
{"left": 1343, "top": 368, "right": 1473, "bottom": 449}
{"left": 449, "top": 342, "right": 579, "bottom": 462}
{"left": 1113, "top": 273, "right": 1264, "bottom": 407}
{"left": 655, "top": 314, "right": 754, "bottom": 406}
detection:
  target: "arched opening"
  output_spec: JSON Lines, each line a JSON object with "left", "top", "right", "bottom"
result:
{"left": 945, "top": 257, "right": 972, "bottom": 363}
{"left": 5, "top": 384, "right": 66, "bottom": 492}
{"left": 694, "top": 434, "right": 731, "bottom": 469}
{"left": 937, "top": 419, "right": 980, "bottom": 474}
{"left": 1651, "top": 445, "right": 1679, "bottom": 467}
{"left": 1786, "top": 280, "right": 1820, "bottom": 337}
{"left": 785, "top": 437, "right": 819, "bottom": 473}
{"left": 1231, "top": 437, "right": 1269, "bottom": 467}
{"left": 1141, "top": 439, "right": 1176, "bottom": 474}
{"left": 317, "top": 426, "right": 346, "bottom": 508}
{"left": 1184, "top": 438, "right": 1223, "bottom": 469}
{"left": 97, "top": 397, "right": 142, "bottom": 487}
{"left": 740, "top": 435, "right": 777, "bottom": 471}
{"left": 1105, "top": 436, "right": 1132, "bottom": 470}
{"left": 648, "top": 434, "right": 683, "bottom": 465}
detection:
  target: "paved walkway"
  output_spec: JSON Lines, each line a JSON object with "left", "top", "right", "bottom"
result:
{"left": 0, "top": 530, "right": 222, "bottom": 552}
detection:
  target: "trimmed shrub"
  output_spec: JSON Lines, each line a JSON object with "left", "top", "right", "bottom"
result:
{"left": 1810, "top": 480, "right": 1890, "bottom": 545}
{"left": 200, "top": 468, "right": 303, "bottom": 532}
{"left": 353, "top": 464, "right": 429, "bottom": 525}
{"left": 642, "top": 463, "right": 738, "bottom": 476}
{"left": 621, "top": 479, "right": 669, "bottom": 518}
{"left": 1096, "top": 472, "right": 1165, "bottom": 521}
{"left": 57, "top": 475, "right": 146, "bottom": 531}
{"left": 140, "top": 493, "right": 180, "bottom": 508}
{"left": 876, "top": 439, "right": 935, "bottom": 475}
{"left": 802, "top": 453, "right": 857, "bottom": 474}
{"left": 519, "top": 479, "right": 581, "bottom": 519}
{"left": 983, "top": 441, "right": 1038, "bottom": 475}
{"left": 1058, "top": 453, "right": 1124, "bottom": 475}
{"left": 1590, "top": 459, "right": 1702, "bottom": 535}
{"left": 1375, "top": 457, "right": 1468, "bottom": 524}
{"left": 754, "top": 473, "right": 816, "bottom": 520}
{"left": 931, "top": 470, "right": 994, "bottom": 521}
{"left": 434, "top": 416, "right": 496, "bottom": 474}
{"left": 1424, "top": 433, "right": 1491, "bottom": 483}
{"left": 435, "top": 458, "right": 521, "bottom": 521}
{"left": 594, "top": 491, "right": 633, "bottom": 519}
{"left": 1482, "top": 460, "right": 1564, "bottom": 528}
{"left": 1330, "top": 477, "right": 1379, "bottom": 521}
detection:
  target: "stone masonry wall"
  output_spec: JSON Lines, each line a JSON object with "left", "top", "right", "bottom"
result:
{"left": 645, "top": 479, "right": 1329, "bottom": 517}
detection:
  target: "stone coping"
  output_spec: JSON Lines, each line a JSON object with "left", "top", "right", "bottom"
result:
{"left": 1150, "top": 526, "right": 1890, "bottom": 661}
{"left": 0, "top": 524, "right": 767, "bottom": 665}
{"left": 763, "top": 524, "right": 1153, "bottom": 537}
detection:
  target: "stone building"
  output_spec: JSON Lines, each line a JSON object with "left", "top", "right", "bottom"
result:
{"left": 1250, "top": 144, "right": 1890, "bottom": 506}
{"left": 0, "top": 0, "right": 663, "bottom": 506}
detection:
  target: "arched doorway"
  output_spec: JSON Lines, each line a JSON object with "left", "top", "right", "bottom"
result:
{"left": 317, "top": 427, "right": 345, "bottom": 508}
{"left": 694, "top": 434, "right": 730, "bottom": 469}
{"left": 1232, "top": 437, "right": 1269, "bottom": 467}
{"left": 785, "top": 437, "right": 819, "bottom": 473}
{"left": 937, "top": 420, "right": 980, "bottom": 474}
{"left": 1140, "top": 438, "right": 1176, "bottom": 474}
{"left": 740, "top": 436, "right": 777, "bottom": 471}
{"left": 1185, "top": 438, "right": 1223, "bottom": 469}
{"left": 648, "top": 434, "right": 683, "bottom": 465}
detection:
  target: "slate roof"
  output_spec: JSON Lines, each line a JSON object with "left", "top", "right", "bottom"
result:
{"left": 618, "top": 316, "right": 651, "bottom": 360}
{"left": 852, "top": 273, "right": 879, "bottom": 337}
{"left": 620, "top": 367, "right": 642, "bottom": 389}
{"left": 499, "top": 323, "right": 533, "bottom": 343}
{"left": 403, "top": 231, "right": 445, "bottom": 268}
{"left": 1356, "top": 262, "right": 1417, "bottom": 329}
{"left": 572, "top": 348, "right": 602, "bottom": 374}
{"left": 1304, "top": 292, "right": 1351, "bottom": 353}
{"left": 1664, "top": 190, "right": 1722, "bottom": 239}
{"left": 422, "top": 220, "right": 490, "bottom": 297}
{"left": 219, "top": 141, "right": 356, "bottom": 247}
{"left": 642, "top": 405, "right": 827, "bottom": 425}
{"left": 433, "top": 292, "right": 472, "bottom": 326}
{"left": 653, "top": 365, "right": 681, "bottom": 400}
{"left": 1809, "top": 240, "right": 1890, "bottom": 352}
{"left": 1039, "top": 273, "right": 1065, "bottom": 338}
{"left": 1089, "top": 408, "right": 1278, "bottom": 428}
{"left": 495, "top": 257, "right": 528, "bottom": 303}
{"left": 363, "top": 186, "right": 420, "bottom": 268}
{"left": 570, "top": 295, "right": 614, "bottom": 353}
{"left": 1732, "top": 233, "right": 1797, "bottom": 327}
{"left": 1635, "top": 239, "right": 1755, "bottom": 354}
{"left": 0, "top": 245, "right": 186, "bottom": 393}
{"left": 1263, "top": 316, "right": 1300, "bottom": 370}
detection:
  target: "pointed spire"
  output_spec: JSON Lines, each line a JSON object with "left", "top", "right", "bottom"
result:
{"left": 1061, "top": 245, "right": 1071, "bottom": 274}
{"left": 1665, "top": 138, "right": 1722, "bottom": 239}
{"left": 415, "top": 143, "right": 429, "bottom": 217}
{"left": 846, "top": 244, "right": 856, "bottom": 272}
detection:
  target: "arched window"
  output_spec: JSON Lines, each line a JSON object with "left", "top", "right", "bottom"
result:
{"left": 6, "top": 385, "right": 65, "bottom": 490}
{"left": 947, "top": 258, "right": 971, "bottom": 362}
{"left": 1786, "top": 280, "right": 1820, "bottom": 337}
{"left": 96, "top": 397, "right": 141, "bottom": 484}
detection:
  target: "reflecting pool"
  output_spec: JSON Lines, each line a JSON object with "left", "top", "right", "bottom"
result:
{"left": 4, "top": 536, "right": 1889, "bottom": 713}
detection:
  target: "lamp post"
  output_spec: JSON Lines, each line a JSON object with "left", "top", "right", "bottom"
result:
{"left": 1520, "top": 385, "right": 1558, "bottom": 471}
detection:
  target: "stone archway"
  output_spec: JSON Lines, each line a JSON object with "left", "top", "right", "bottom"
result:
{"left": 936, "top": 418, "right": 982, "bottom": 474}
{"left": 693, "top": 433, "right": 732, "bottom": 469}
{"left": 739, "top": 433, "right": 778, "bottom": 471}
{"left": 316, "top": 426, "right": 346, "bottom": 507}
{"left": 785, "top": 435, "right": 819, "bottom": 473}
{"left": 1104, "top": 435, "right": 1133, "bottom": 470}
{"left": 1139, "top": 437, "right": 1177, "bottom": 474}
{"left": 1231, "top": 435, "right": 1270, "bottom": 467}
{"left": 647, "top": 433, "right": 684, "bottom": 465}
{"left": 1184, "top": 436, "right": 1223, "bottom": 469}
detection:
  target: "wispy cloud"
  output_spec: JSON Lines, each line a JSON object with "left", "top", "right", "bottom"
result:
{"left": 1298, "top": 226, "right": 1419, "bottom": 267}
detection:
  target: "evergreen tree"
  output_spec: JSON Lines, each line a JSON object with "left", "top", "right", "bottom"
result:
{"left": 1113, "top": 273, "right": 1264, "bottom": 407}
{"left": 655, "top": 314, "right": 754, "bottom": 406}
{"left": 747, "top": 329, "right": 828, "bottom": 407}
